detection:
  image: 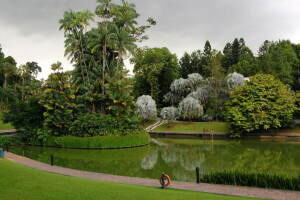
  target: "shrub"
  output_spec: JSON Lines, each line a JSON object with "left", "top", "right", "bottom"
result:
{"left": 69, "top": 112, "right": 141, "bottom": 137}
{"left": 30, "top": 131, "right": 150, "bottom": 149}
{"left": 136, "top": 95, "right": 157, "bottom": 120}
{"left": 178, "top": 96, "right": 203, "bottom": 122}
{"left": 3, "top": 97, "right": 45, "bottom": 138}
{"left": 225, "top": 74, "right": 296, "bottom": 137}
{"left": 0, "top": 136, "right": 21, "bottom": 147}
{"left": 201, "top": 171, "right": 300, "bottom": 191}
{"left": 160, "top": 107, "right": 177, "bottom": 125}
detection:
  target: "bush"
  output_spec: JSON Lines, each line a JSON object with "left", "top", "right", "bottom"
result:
{"left": 201, "top": 171, "right": 300, "bottom": 191}
{"left": 3, "top": 97, "right": 45, "bottom": 138}
{"left": 225, "top": 74, "right": 297, "bottom": 137}
{"left": 0, "top": 136, "right": 21, "bottom": 147}
{"left": 69, "top": 112, "right": 141, "bottom": 137}
{"left": 30, "top": 132, "right": 150, "bottom": 149}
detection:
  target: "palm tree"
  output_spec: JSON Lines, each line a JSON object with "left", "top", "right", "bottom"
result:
{"left": 18, "top": 64, "right": 29, "bottom": 100}
{"left": 111, "top": 25, "right": 136, "bottom": 74}
{"left": 0, "top": 62, "right": 16, "bottom": 89}
{"left": 59, "top": 9, "right": 94, "bottom": 86}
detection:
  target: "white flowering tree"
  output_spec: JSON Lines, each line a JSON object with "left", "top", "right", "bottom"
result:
{"left": 178, "top": 96, "right": 203, "bottom": 122}
{"left": 160, "top": 106, "right": 177, "bottom": 126}
{"left": 187, "top": 73, "right": 203, "bottom": 91}
{"left": 136, "top": 95, "right": 157, "bottom": 122}
{"left": 227, "top": 72, "right": 247, "bottom": 91}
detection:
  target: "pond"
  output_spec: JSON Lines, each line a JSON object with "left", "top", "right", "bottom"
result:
{"left": 9, "top": 138, "right": 300, "bottom": 182}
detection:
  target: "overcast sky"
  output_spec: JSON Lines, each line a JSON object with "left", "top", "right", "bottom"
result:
{"left": 0, "top": 0, "right": 300, "bottom": 79}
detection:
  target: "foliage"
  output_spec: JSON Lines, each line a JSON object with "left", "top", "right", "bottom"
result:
{"left": 0, "top": 136, "right": 21, "bottom": 147}
{"left": 131, "top": 47, "right": 179, "bottom": 107}
{"left": 136, "top": 95, "right": 157, "bottom": 120}
{"left": 40, "top": 63, "right": 76, "bottom": 136}
{"left": 228, "top": 46, "right": 260, "bottom": 77}
{"left": 3, "top": 97, "right": 45, "bottom": 138}
{"left": 200, "top": 171, "right": 300, "bottom": 191}
{"left": 31, "top": 132, "right": 150, "bottom": 149}
{"left": 105, "top": 74, "right": 136, "bottom": 118}
{"left": 225, "top": 74, "right": 296, "bottom": 137}
{"left": 69, "top": 112, "right": 140, "bottom": 137}
{"left": 227, "top": 72, "right": 247, "bottom": 91}
{"left": 178, "top": 96, "right": 203, "bottom": 121}
{"left": 160, "top": 107, "right": 177, "bottom": 125}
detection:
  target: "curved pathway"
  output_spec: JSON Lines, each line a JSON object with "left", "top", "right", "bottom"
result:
{"left": 3, "top": 152, "right": 300, "bottom": 200}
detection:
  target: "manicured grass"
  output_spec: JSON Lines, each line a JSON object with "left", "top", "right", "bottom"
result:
{"left": 140, "top": 119, "right": 158, "bottom": 129}
{"left": 0, "top": 159, "right": 259, "bottom": 200}
{"left": 0, "top": 112, "right": 14, "bottom": 130}
{"left": 153, "top": 121, "right": 229, "bottom": 133}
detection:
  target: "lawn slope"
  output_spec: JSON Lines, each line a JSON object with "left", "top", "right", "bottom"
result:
{"left": 0, "top": 159, "right": 257, "bottom": 200}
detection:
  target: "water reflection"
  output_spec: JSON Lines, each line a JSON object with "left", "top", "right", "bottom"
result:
{"left": 9, "top": 138, "right": 300, "bottom": 182}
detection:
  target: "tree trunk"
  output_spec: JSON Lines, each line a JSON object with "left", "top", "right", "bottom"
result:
{"left": 80, "top": 31, "right": 90, "bottom": 85}
{"left": 22, "top": 75, "right": 25, "bottom": 100}
{"left": 4, "top": 74, "right": 7, "bottom": 89}
{"left": 150, "top": 81, "right": 153, "bottom": 97}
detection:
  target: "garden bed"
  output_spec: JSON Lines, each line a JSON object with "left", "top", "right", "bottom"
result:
{"left": 30, "top": 132, "right": 150, "bottom": 149}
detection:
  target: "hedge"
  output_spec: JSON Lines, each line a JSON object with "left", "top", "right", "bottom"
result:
{"left": 200, "top": 171, "right": 300, "bottom": 191}
{"left": 31, "top": 132, "right": 150, "bottom": 149}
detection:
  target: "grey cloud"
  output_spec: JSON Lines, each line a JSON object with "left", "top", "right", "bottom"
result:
{"left": 0, "top": 0, "right": 300, "bottom": 79}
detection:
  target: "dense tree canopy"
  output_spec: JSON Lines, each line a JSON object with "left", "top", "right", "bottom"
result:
{"left": 131, "top": 47, "right": 179, "bottom": 107}
{"left": 225, "top": 74, "right": 296, "bottom": 137}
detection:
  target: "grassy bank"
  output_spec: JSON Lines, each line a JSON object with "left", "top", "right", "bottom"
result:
{"left": 0, "top": 159, "right": 258, "bottom": 200}
{"left": 31, "top": 132, "right": 150, "bottom": 149}
{"left": 201, "top": 171, "right": 300, "bottom": 191}
{"left": 153, "top": 121, "right": 228, "bottom": 133}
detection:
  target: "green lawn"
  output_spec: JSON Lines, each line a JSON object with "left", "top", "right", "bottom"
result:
{"left": 0, "top": 159, "right": 259, "bottom": 200}
{"left": 153, "top": 121, "right": 229, "bottom": 133}
{"left": 140, "top": 119, "right": 158, "bottom": 129}
{"left": 0, "top": 112, "right": 14, "bottom": 130}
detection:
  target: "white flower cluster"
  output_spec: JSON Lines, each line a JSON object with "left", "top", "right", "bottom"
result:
{"left": 136, "top": 95, "right": 157, "bottom": 120}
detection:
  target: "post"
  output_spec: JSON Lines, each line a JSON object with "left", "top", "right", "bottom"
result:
{"left": 51, "top": 154, "right": 54, "bottom": 166}
{"left": 161, "top": 173, "right": 165, "bottom": 189}
{"left": 203, "top": 128, "right": 205, "bottom": 134}
{"left": 196, "top": 167, "right": 200, "bottom": 183}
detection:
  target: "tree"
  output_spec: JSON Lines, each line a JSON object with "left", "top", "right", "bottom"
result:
{"left": 227, "top": 72, "right": 247, "bottom": 91}
{"left": 160, "top": 107, "right": 177, "bottom": 126}
{"left": 225, "top": 74, "right": 296, "bottom": 137}
{"left": 40, "top": 62, "right": 76, "bottom": 135}
{"left": 3, "top": 97, "right": 45, "bottom": 138}
{"left": 178, "top": 96, "right": 203, "bottom": 122}
{"left": 206, "top": 51, "right": 226, "bottom": 120}
{"left": 229, "top": 46, "right": 260, "bottom": 77}
{"left": 179, "top": 52, "right": 192, "bottom": 78}
{"left": 132, "top": 47, "right": 179, "bottom": 107}
{"left": 0, "top": 62, "right": 16, "bottom": 89}
{"left": 136, "top": 95, "right": 157, "bottom": 121}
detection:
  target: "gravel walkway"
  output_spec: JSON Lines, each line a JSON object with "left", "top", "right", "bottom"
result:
{"left": 3, "top": 152, "right": 300, "bottom": 200}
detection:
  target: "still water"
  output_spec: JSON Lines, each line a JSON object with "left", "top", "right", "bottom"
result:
{"left": 9, "top": 138, "right": 300, "bottom": 182}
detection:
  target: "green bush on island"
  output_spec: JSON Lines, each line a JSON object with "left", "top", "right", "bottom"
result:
{"left": 225, "top": 74, "right": 297, "bottom": 137}
{"left": 30, "top": 132, "right": 150, "bottom": 149}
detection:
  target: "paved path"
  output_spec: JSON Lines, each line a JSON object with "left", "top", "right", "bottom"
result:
{"left": 0, "top": 129, "right": 16, "bottom": 134}
{"left": 3, "top": 152, "right": 300, "bottom": 200}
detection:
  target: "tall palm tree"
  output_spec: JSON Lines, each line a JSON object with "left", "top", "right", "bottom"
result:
{"left": 111, "top": 25, "right": 136, "bottom": 74}
{"left": 18, "top": 64, "right": 29, "bottom": 100}
{"left": 59, "top": 9, "right": 94, "bottom": 86}
{"left": 0, "top": 62, "right": 16, "bottom": 89}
